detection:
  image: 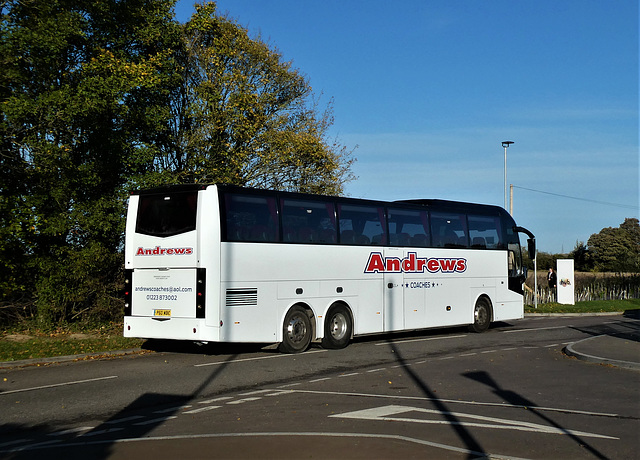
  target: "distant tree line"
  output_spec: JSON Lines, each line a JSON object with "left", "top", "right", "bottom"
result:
{"left": 0, "top": 1, "right": 354, "bottom": 327}
{"left": 524, "top": 218, "right": 640, "bottom": 273}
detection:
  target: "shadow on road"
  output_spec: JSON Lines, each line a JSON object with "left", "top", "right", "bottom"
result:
{"left": 1, "top": 353, "right": 239, "bottom": 459}
{"left": 463, "top": 370, "right": 608, "bottom": 460}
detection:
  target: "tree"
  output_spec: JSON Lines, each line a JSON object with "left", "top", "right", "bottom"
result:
{"left": 1, "top": 0, "right": 355, "bottom": 326}
{"left": 149, "top": 2, "right": 355, "bottom": 194}
{"left": 569, "top": 241, "right": 590, "bottom": 272}
{"left": 1, "top": 0, "right": 181, "bottom": 323}
{"left": 587, "top": 218, "right": 640, "bottom": 273}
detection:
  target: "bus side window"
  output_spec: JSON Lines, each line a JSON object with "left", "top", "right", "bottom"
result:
{"left": 281, "top": 198, "right": 337, "bottom": 244}
{"left": 468, "top": 214, "right": 502, "bottom": 249}
{"left": 223, "top": 193, "right": 279, "bottom": 243}
{"left": 430, "top": 212, "right": 469, "bottom": 248}
{"left": 387, "top": 207, "right": 430, "bottom": 248}
{"left": 337, "top": 204, "right": 387, "bottom": 245}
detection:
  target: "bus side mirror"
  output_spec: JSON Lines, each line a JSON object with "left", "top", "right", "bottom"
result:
{"left": 527, "top": 238, "right": 536, "bottom": 260}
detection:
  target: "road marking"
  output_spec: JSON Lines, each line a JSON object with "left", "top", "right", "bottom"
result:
{"left": 1, "top": 376, "right": 118, "bottom": 395}
{"left": 184, "top": 405, "right": 221, "bottom": 414}
{"left": 503, "top": 325, "right": 569, "bottom": 333}
{"left": 309, "top": 377, "right": 332, "bottom": 383}
{"left": 154, "top": 405, "right": 192, "bottom": 414}
{"left": 0, "top": 439, "right": 33, "bottom": 448}
{"left": 277, "top": 382, "right": 302, "bottom": 388}
{"left": 133, "top": 416, "right": 177, "bottom": 426}
{"left": 194, "top": 349, "right": 327, "bottom": 367}
{"left": 339, "top": 373, "right": 360, "bottom": 377}
{"left": 287, "top": 389, "right": 619, "bottom": 417}
{"left": 48, "top": 427, "right": 94, "bottom": 436}
{"left": 459, "top": 352, "right": 477, "bottom": 356}
{"left": 239, "top": 390, "right": 273, "bottom": 396}
{"left": 81, "top": 428, "right": 124, "bottom": 437}
{"left": 375, "top": 334, "right": 466, "bottom": 346}
{"left": 199, "top": 396, "right": 233, "bottom": 404}
{"left": 544, "top": 344, "right": 559, "bottom": 348}
{"left": 1, "top": 432, "right": 524, "bottom": 459}
{"left": 481, "top": 350, "right": 497, "bottom": 354}
{"left": 331, "top": 405, "right": 618, "bottom": 439}
{"left": 226, "top": 397, "right": 262, "bottom": 405}
{"left": 366, "top": 368, "right": 385, "bottom": 373}
{"left": 105, "top": 416, "right": 145, "bottom": 424}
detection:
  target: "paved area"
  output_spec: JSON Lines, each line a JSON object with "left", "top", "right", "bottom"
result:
{"left": 565, "top": 333, "right": 640, "bottom": 370}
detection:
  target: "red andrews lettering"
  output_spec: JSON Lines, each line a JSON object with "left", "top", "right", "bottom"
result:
{"left": 364, "top": 252, "right": 466, "bottom": 274}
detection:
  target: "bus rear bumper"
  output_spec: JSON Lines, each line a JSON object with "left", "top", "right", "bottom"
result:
{"left": 124, "top": 316, "right": 220, "bottom": 342}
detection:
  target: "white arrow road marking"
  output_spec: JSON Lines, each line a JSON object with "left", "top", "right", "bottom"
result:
{"left": 330, "top": 405, "right": 618, "bottom": 440}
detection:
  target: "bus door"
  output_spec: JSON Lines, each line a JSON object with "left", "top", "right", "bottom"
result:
{"left": 383, "top": 248, "right": 404, "bottom": 331}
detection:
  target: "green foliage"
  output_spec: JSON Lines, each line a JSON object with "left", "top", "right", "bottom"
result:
{"left": 587, "top": 218, "right": 640, "bottom": 273}
{"left": 1, "top": 0, "right": 355, "bottom": 328}
{"left": 1, "top": 0, "right": 182, "bottom": 324}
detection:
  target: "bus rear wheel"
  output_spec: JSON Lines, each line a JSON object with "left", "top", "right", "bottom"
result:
{"left": 279, "top": 306, "right": 312, "bottom": 353}
{"left": 322, "top": 305, "right": 352, "bottom": 349}
{"left": 469, "top": 297, "right": 492, "bottom": 333}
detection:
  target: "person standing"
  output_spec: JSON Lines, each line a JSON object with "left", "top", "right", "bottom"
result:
{"left": 547, "top": 268, "right": 557, "bottom": 300}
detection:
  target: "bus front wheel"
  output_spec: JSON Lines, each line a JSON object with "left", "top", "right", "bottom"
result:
{"left": 322, "top": 305, "right": 352, "bottom": 349}
{"left": 279, "top": 306, "right": 312, "bottom": 353}
{"left": 469, "top": 297, "right": 492, "bottom": 333}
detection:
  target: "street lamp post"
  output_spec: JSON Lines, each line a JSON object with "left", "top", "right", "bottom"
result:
{"left": 501, "top": 141, "right": 514, "bottom": 211}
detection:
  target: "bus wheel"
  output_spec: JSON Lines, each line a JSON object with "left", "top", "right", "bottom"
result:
{"left": 322, "top": 305, "right": 352, "bottom": 349}
{"left": 469, "top": 297, "right": 492, "bottom": 333}
{"left": 279, "top": 306, "right": 312, "bottom": 353}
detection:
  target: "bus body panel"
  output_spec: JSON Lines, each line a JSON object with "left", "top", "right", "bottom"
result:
{"left": 124, "top": 183, "right": 533, "bottom": 347}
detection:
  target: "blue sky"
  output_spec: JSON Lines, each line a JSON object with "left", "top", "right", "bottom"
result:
{"left": 175, "top": 0, "right": 639, "bottom": 253}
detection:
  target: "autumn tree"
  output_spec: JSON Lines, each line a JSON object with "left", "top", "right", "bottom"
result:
{"left": 149, "top": 2, "right": 354, "bottom": 194}
{"left": 587, "top": 218, "right": 640, "bottom": 273}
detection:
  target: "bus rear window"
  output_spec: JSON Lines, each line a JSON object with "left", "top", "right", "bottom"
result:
{"left": 135, "top": 191, "right": 198, "bottom": 237}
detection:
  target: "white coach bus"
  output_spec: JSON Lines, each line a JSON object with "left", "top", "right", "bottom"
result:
{"left": 124, "top": 184, "right": 535, "bottom": 353}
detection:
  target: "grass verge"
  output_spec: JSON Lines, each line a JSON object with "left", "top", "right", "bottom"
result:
{"left": 525, "top": 298, "right": 640, "bottom": 314}
{"left": 0, "top": 322, "right": 143, "bottom": 363}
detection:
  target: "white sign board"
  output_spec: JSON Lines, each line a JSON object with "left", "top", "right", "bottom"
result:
{"left": 557, "top": 259, "right": 575, "bottom": 305}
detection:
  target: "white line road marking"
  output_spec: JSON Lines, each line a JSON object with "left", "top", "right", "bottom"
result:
{"left": 133, "top": 416, "right": 177, "bottom": 426}
{"left": 376, "top": 334, "right": 467, "bottom": 346}
{"left": 226, "top": 397, "right": 262, "bottom": 405}
{"left": 105, "top": 416, "right": 145, "bottom": 424}
{"left": 309, "top": 377, "right": 332, "bottom": 383}
{"left": 503, "top": 325, "right": 570, "bottom": 333}
{"left": 48, "top": 427, "right": 94, "bottom": 436}
{"left": 330, "top": 405, "right": 618, "bottom": 439}
{"left": 366, "top": 368, "right": 385, "bottom": 373}
{"left": 339, "top": 373, "right": 360, "bottom": 377}
{"left": 81, "top": 428, "right": 124, "bottom": 437}
{"left": 184, "top": 405, "right": 221, "bottom": 414}
{"left": 199, "top": 396, "right": 233, "bottom": 404}
{"left": 194, "top": 349, "right": 327, "bottom": 367}
{"left": 0, "top": 439, "right": 33, "bottom": 448}
{"left": 153, "top": 405, "right": 192, "bottom": 414}
{"left": 1, "top": 376, "right": 118, "bottom": 395}
{"left": 287, "top": 389, "right": 619, "bottom": 417}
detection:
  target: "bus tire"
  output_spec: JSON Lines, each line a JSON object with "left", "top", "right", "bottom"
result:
{"left": 469, "top": 296, "right": 492, "bottom": 333}
{"left": 279, "top": 306, "right": 312, "bottom": 353}
{"left": 322, "top": 304, "right": 352, "bottom": 349}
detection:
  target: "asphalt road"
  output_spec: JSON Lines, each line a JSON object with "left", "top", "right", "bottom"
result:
{"left": 1, "top": 314, "right": 639, "bottom": 459}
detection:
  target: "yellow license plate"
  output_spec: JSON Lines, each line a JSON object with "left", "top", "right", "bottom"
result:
{"left": 154, "top": 309, "right": 171, "bottom": 317}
